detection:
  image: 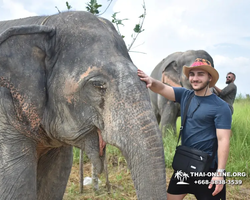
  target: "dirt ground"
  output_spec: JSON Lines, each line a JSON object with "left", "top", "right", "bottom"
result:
{"left": 64, "top": 162, "right": 250, "bottom": 200}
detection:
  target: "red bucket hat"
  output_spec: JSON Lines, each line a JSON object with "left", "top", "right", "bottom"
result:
{"left": 183, "top": 58, "right": 219, "bottom": 87}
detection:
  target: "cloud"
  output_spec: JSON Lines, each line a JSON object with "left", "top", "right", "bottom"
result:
{"left": 214, "top": 55, "right": 250, "bottom": 72}
{"left": 213, "top": 55, "right": 249, "bottom": 96}
{"left": 0, "top": 0, "right": 36, "bottom": 20}
{"left": 0, "top": 0, "right": 249, "bottom": 95}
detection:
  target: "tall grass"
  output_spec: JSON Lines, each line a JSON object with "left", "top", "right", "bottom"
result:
{"left": 162, "top": 128, "right": 179, "bottom": 168}
{"left": 227, "top": 98, "right": 250, "bottom": 176}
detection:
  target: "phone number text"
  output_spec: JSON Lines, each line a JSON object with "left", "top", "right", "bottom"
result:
{"left": 194, "top": 180, "right": 242, "bottom": 185}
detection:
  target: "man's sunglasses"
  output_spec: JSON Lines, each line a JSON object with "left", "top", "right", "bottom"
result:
{"left": 226, "top": 76, "right": 231, "bottom": 78}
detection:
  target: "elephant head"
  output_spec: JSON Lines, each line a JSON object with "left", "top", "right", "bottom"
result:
{"left": 0, "top": 11, "right": 166, "bottom": 199}
{"left": 149, "top": 50, "right": 214, "bottom": 134}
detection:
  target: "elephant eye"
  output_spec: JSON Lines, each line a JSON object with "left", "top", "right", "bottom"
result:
{"left": 92, "top": 81, "right": 107, "bottom": 94}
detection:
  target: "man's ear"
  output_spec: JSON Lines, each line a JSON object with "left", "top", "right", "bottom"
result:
{"left": 209, "top": 74, "right": 212, "bottom": 81}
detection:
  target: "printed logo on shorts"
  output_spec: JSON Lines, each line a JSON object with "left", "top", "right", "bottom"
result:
{"left": 175, "top": 170, "right": 189, "bottom": 185}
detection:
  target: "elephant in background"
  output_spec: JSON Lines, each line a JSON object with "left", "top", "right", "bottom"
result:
{"left": 149, "top": 50, "right": 214, "bottom": 134}
{"left": 0, "top": 11, "right": 166, "bottom": 200}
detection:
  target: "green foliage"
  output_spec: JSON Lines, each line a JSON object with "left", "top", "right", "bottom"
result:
{"left": 111, "top": 12, "right": 128, "bottom": 38}
{"left": 106, "top": 144, "right": 122, "bottom": 156}
{"left": 111, "top": 8, "right": 146, "bottom": 44}
{"left": 133, "top": 24, "right": 144, "bottom": 33}
{"left": 86, "top": 0, "right": 102, "bottom": 15}
{"left": 64, "top": 0, "right": 146, "bottom": 52}
{"left": 68, "top": 182, "right": 78, "bottom": 194}
{"left": 66, "top": 2, "right": 72, "bottom": 10}
{"left": 162, "top": 128, "right": 178, "bottom": 168}
{"left": 111, "top": 12, "right": 126, "bottom": 25}
{"left": 127, "top": 1, "right": 146, "bottom": 52}
{"left": 226, "top": 97, "right": 250, "bottom": 176}
{"left": 72, "top": 147, "right": 89, "bottom": 164}
{"left": 235, "top": 93, "right": 250, "bottom": 102}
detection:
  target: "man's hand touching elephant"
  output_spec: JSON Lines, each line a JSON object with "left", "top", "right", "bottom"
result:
{"left": 138, "top": 69, "right": 152, "bottom": 88}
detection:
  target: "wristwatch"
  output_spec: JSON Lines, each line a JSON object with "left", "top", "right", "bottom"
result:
{"left": 216, "top": 169, "right": 225, "bottom": 176}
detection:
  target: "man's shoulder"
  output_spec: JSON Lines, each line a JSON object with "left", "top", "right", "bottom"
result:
{"left": 173, "top": 87, "right": 194, "bottom": 103}
{"left": 228, "top": 82, "right": 237, "bottom": 89}
{"left": 173, "top": 87, "right": 193, "bottom": 94}
{"left": 211, "top": 93, "right": 228, "bottom": 105}
{"left": 232, "top": 82, "right": 237, "bottom": 88}
{"left": 212, "top": 94, "right": 232, "bottom": 112}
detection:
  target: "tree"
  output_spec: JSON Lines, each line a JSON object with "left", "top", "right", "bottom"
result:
{"left": 65, "top": 0, "right": 146, "bottom": 53}
{"left": 85, "top": 0, "right": 102, "bottom": 15}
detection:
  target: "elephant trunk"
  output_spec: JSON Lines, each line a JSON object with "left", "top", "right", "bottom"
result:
{"left": 127, "top": 111, "right": 167, "bottom": 199}
{"left": 102, "top": 78, "right": 167, "bottom": 199}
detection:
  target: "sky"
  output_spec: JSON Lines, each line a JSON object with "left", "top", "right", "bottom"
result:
{"left": 0, "top": 0, "right": 249, "bottom": 96}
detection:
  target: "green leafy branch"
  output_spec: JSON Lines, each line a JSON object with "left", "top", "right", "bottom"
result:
{"left": 63, "top": 0, "right": 146, "bottom": 53}
{"left": 66, "top": 2, "right": 72, "bottom": 10}
{"left": 111, "top": 12, "right": 128, "bottom": 39}
{"left": 127, "top": 0, "right": 146, "bottom": 52}
{"left": 110, "top": 0, "right": 146, "bottom": 53}
{"left": 86, "top": 0, "right": 102, "bottom": 15}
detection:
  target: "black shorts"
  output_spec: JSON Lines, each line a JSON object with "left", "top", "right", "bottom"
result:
{"left": 167, "top": 168, "right": 226, "bottom": 200}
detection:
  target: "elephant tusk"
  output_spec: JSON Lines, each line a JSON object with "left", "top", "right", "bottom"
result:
{"left": 97, "top": 129, "right": 106, "bottom": 156}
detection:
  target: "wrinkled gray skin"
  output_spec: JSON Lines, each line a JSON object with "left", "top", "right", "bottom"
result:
{"left": 0, "top": 11, "right": 166, "bottom": 200}
{"left": 150, "top": 50, "right": 214, "bottom": 134}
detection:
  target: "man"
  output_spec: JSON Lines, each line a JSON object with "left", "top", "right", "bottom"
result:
{"left": 213, "top": 72, "right": 237, "bottom": 114}
{"left": 138, "top": 58, "right": 232, "bottom": 200}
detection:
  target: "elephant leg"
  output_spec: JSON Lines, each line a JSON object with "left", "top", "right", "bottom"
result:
{"left": 0, "top": 131, "right": 37, "bottom": 200}
{"left": 84, "top": 129, "right": 106, "bottom": 191}
{"left": 37, "top": 145, "right": 73, "bottom": 200}
{"left": 160, "top": 101, "right": 179, "bottom": 135}
{"left": 91, "top": 146, "right": 111, "bottom": 192}
{"left": 97, "top": 130, "right": 111, "bottom": 192}
{"left": 92, "top": 163, "right": 99, "bottom": 191}
{"left": 104, "top": 152, "right": 111, "bottom": 193}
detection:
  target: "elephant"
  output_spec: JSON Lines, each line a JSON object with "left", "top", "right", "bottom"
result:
{"left": 149, "top": 50, "right": 214, "bottom": 135}
{"left": 0, "top": 11, "right": 167, "bottom": 200}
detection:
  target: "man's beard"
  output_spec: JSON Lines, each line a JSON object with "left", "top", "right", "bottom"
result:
{"left": 226, "top": 80, "right": 232, "bottom": 84}
{"left": 192, "top": 81, "right": 209, "bottom": 91}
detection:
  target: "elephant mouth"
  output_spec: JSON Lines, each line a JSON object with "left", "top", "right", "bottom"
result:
{"left": 64, "top": 126, "right": 96, "bottom": 146}
{"left": 67, "top": 127, "right": 106, "bottom": 156}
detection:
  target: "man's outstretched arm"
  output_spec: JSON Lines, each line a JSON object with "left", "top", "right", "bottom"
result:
{"left": 137, "top": 69, "right": 176, "bottom": 101}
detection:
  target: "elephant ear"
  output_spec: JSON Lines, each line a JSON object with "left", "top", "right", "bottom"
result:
{"left": 161, "top": 60, "right": 182, "bottom": 87}
{"left": 0, "top": 25, "right": 55, "bottom": 141}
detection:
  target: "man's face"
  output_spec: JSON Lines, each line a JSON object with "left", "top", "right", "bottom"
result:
{"left": 226, "top": 74, "right": 234, "bottom": 84}
{"left": 189, "top": 69, "right": 211, "bottom": 91}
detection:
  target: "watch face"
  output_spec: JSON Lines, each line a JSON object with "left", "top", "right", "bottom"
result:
{"left": 216, "top": 169, "right": 226, "bottom": 177}
{"left": 217, "top": 169, "right": 225, "bottom": 172}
